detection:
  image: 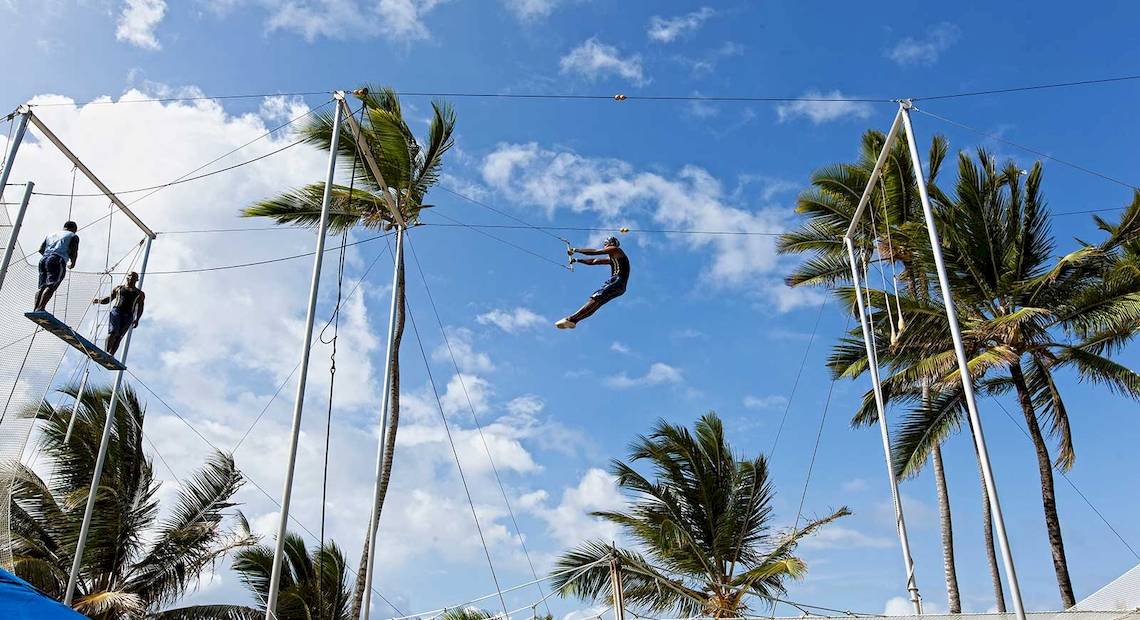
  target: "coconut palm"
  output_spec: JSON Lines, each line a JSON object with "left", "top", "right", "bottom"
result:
{"left": 837, "top": 153, "right": 1140, "bottom": 608}
{"left": 551, "top": 413, "right": 848, "bottom": 619}
{"left": 778, "top": 128, "right": 970, "bottom": 612}
{"left": 242, "top": 85, "right": 456, "bottom": 616}
{"left": 183, "top": 533, "right": 353, "bottom": 620}
{"left": 8, "top": 383, "right": 253, "bottom": 619}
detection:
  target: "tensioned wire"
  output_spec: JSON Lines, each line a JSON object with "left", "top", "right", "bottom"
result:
{"left": 405, "top": 232, "right": 552, "bottom": 616}
{"left": 14, "top": 71, "right": 1140, "bottom": 109}
{"left": 395, "top": 232, "right": 511, "bottom": 617}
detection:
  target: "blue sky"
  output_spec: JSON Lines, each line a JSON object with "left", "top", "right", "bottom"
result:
{"left": 3, "top": 1, "right": 1140, "bottom": 618}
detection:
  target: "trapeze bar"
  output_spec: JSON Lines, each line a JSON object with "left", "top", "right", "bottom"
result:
{"left": 24, "top": 311, "right": 125, "bottom": 371}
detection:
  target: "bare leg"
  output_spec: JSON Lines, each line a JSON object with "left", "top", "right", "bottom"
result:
{"left": 35, "top": 284, "right": 60, "bottom": 312}
{"left": 568, "top": 298, "right": 606, "bottom": 323}
{"left": 105, "top": 330, "right": 125, "bottom": 356}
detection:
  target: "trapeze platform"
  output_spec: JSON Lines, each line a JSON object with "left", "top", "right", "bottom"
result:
{"left": 24, "top": 311, "right": 125, "bottom": 371}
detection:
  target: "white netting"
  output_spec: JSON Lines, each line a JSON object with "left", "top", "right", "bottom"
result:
{"left": 0, "top": 198, "right": 105, "bottom": 571}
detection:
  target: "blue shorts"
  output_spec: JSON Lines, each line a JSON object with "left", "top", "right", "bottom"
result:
{"left": 37, "top": 254, "right": 66, "bottom": 289}
{"left": 109, "top": 308, "right": 131, "bottom": 336}
{"left": 590, "top": 279, "right": 627, "bottom": 304}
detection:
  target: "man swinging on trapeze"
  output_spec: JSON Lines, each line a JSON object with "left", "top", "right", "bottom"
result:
{"left": 555, "top": 236, "right": 630, "bottom": 329}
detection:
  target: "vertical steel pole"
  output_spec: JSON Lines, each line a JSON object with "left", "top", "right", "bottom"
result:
{"left": 360, "top": 225, "right": 404, "bottom": 620}
{"left": 0, "top": 181, "right": 34, "bottom": 292}
{"left": 64, "top": 367, "right": 91, "bottom": 444}
{"left": 0, "top": 109, "right": 30, "bottom": 207}
{"left": 900, "top": 101, "right": 1026, "bottom": 620}
{"left": 845, "top": 236, "right": 922, "bottom": 613}
{"left": 265, "top": 95, "right": 344, "bottom": 620}
{"left": 64, "top": 235, "right": 153, "bottom": 606}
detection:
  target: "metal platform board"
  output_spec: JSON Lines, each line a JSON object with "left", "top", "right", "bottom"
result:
{"left": 24, "top": 311, "right": 125, "bottom": 370}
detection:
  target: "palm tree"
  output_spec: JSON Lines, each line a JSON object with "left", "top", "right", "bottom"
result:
{"left": 551, "top": 413, "right": 848, "bottom": 619}
{"left": 242, "top": 86, "right": 456, "bottom": 616}
{"left": 186, "top": 533, "right": 353, "bottom": 620}
{"left": 778, "top": 128, "right": 970, "bottom": 612}
{"left": 842, "top": 152, "right": 1140, "bottom": 608}
{"left": 8, "top": 383, "right": 253, "bottom": 619}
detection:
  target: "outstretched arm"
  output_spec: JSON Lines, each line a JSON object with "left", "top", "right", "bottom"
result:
{"left": 93, "top": 286, "right": 116, "bottom": 305}
{"left": 572, "top": 257, "right": 610, "bottom": 266}
{"left": 573, "top": 246, "right": 615, "bottom": 256}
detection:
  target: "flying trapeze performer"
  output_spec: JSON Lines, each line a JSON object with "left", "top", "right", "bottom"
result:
{"left": 92, "top": 271, "right": 146, "bottom": 356}
{"left": 555, "top": 236, "right": 629, "bottom": 329}
{"left": 34, "top": 221, "right": 80, "bottom": 312}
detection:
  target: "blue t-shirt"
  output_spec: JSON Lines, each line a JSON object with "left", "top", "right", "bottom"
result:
{"left": 41, "top": 231, "right": 77, "bottom": 259}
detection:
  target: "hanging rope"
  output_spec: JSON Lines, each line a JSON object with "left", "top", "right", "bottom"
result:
{"left": 397, "top": 235, "right": 510, "bottom": 617}
{"left": 877, "top": 181, "right": 906, "bottom": 334}
{"left": 405, "top": 234, "right": 553, "bottom": 616}
{"left": 864, "top": 198, "right": 898, "bottom": 346}
{"left": 316, "top": 99, "right": 363, "bottom": 616}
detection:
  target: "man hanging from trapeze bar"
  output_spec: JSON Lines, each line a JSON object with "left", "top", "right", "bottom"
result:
{"left": 34, "top": 221, "right": 80, "bottom": 312}
{"left": 556, "top": 236, "right": 630, "bottom": 330}
{"left": 92, "top": 271, "right": 146, "bottom": 356}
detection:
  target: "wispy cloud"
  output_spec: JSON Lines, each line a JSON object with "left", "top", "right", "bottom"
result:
{"left": 606, "top": 362, "right": 683, "bottom": 388}
{"left": 476, "top": 307, "right": 546, "bottom": 333}
{"left": 775, "top": 90, "right": 874, "bottom": 124}
{"left": 500, "top": 0, "right": 562, "bottom": 22}
{"left": 209, "top": 0, "right": 448, "bottom": 42}
{"left": 887, "top": 22, "right": 960, "bottom": 66}
{"left": 647, "top": 7, "right": 715, "bottom": 43}
{"left": 742, "top": 394, "right": 788, "bottom": 410}
{"left": 610, "top": 341, "right": 631, "bottom": 354}
{"left": 116, "top": 0, "right": 166, "bottom": 50}
{"left": 560, "top": 37, "right": 647, "bottom": 85}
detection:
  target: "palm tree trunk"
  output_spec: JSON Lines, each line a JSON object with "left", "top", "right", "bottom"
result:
{"left": 970, "top": 421, "right": 1006, "bottom": 612}
{"left": 350, "top": 258, "right": 406, "bottom": 618}
{"left": 1009, "top": 362, "right": 1076, "bottom": 608}
{"left": 931, "top": 442, "right": 961, "bottom": 613}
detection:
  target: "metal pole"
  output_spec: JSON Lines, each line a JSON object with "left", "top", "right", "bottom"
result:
{"left": 265, "top": 95, "right": 344, "bottom": 620}
{"left": 845, "top": 237, "right": 922, "bottom": 614}
{"left": 0, "top": 181, "right": 33, "bottom": 292}
{"left": 0, "top": 108, "right": 30, "bottom": 207}
{"left": 64, "top": 367, "right": 90, "bottom": 444}
{"left": 900, "top": 101, "right": 1027, "bottom": 620}
{"left": 360, "top": 225, "right": 404, "bottom": 620}
{"left": 64, "top": 235, "right": 153, "bottom": 605}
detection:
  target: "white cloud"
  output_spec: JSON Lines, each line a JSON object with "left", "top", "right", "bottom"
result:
{"left": 520, "top": 468, "right": 624, "bottom": 545}
{"left": 605, "top": 362, "right": 682, "bottom": 389}
{"left": 501, "top": 0, "right": 562, "bottom": 21}
{"left": 210, "top": 0, "right": 448, "bottom": 42}
{"left": 776, "top": 90, "right": 874, "bottom": 124}
{"left": 559, "top": 38, "right": 647, "bottom": 85}
{"left": 609, "top": 341, "right": 630, "bottom": 354}
{"left": 480, "top": 142, "right": 812, "bottom": 309}
{"left": 647, "top": 7, "right": 715, "bottom": 43}
{"left": 800, "top": 525, "right": 893, "bottom": 550}
{"left": 841, "top": 478, "right": 868, "bottom": 493}
{"left": 742, "top": 394, "right": 787, "bottom": 410}
{"left": 884, "top": 596, "right": 916, "bottom": 616}
{"left": 116, "top": 0, "right": 166, "bottom": 50}
{"left": 476, "top": 307, "right": 546, "bottom": 333}
{"left": 887, "top": 23, "right": 960, "bottom": 66}
{"left": 433, "top": 327, "right": 494, "bottom": 373}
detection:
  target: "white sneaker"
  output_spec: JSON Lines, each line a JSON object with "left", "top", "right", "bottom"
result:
{"left": 555, "top": 318, "right": 576, "bottom": 329}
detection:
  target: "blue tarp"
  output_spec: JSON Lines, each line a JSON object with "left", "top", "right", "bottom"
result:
{"left": 0, "top": 567, "right": 86, "bottom": 619}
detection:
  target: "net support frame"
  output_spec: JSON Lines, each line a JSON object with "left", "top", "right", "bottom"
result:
{"left": 842, "top": 100, "right": 1026, "bottom": 620}
{"left": 264, "top": 91, "right": 345, "bottom": 620}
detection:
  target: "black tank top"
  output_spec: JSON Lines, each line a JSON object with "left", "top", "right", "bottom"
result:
{"left": 111, "top": 285, "right": 143, "bottom": 313}
{"left": 610, "top": 251, "right": 630, "bottom": 286}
